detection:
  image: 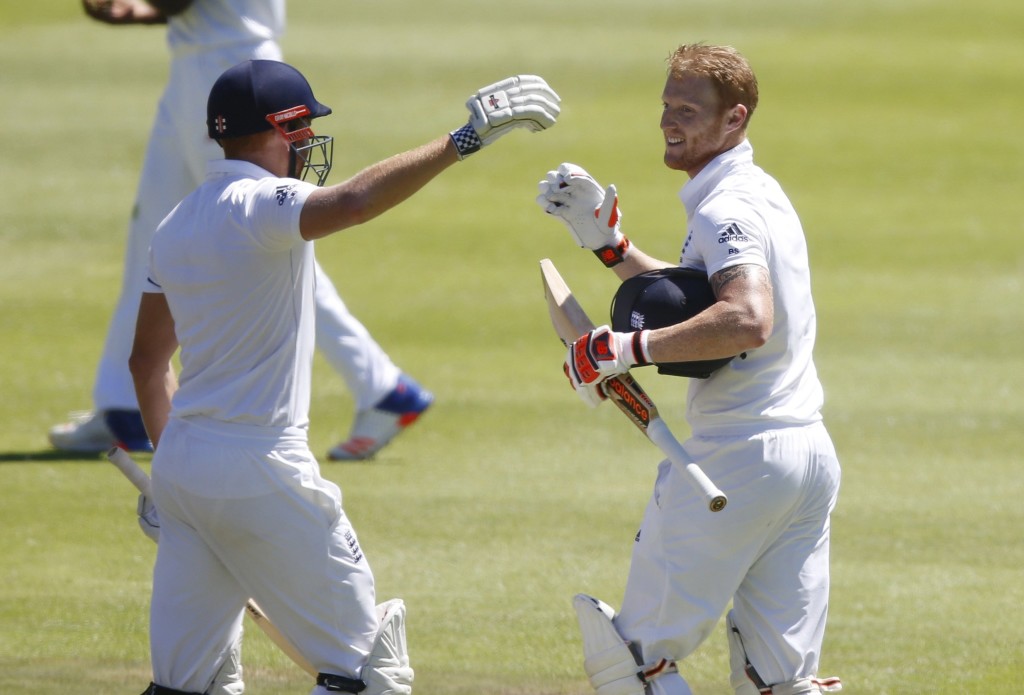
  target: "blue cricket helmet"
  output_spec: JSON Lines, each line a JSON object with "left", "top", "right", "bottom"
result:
{"left": 207, "top": 59, "right": 332, "bottom": 140}
{"left": 610, "top": 267, "right": 736, "bottom": 378}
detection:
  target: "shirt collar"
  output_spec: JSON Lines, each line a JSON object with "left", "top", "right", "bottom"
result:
{"left": 679, "top": 139, "right": 754, "bottom": 214}
{"left": 205, "top": 158, "right": 277, "bottom": 180}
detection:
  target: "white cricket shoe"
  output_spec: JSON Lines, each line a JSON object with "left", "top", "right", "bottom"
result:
{"left": 48, "top": 411, "right": 115, "bottom": 453}
{"left": 327, "top": 374, "right": 433, "bottom": 461}
{"left": 49, "top": 409, "right": 153, "bottom": 453}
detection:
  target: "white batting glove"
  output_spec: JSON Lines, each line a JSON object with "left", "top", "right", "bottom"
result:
{"left": 564, "top": 363, "right": 608, "bottom": 409}
{"left": 537, "top": 163, "right": 631, "bottom": 267}
{"left": 449, "top": 75, "right": 560, "bottom": 159}
{"left": 137, "top": 493, "right": 160, "bottom": 543}
{"left": 565, "top": 326, "right": 651, "bottom": 406}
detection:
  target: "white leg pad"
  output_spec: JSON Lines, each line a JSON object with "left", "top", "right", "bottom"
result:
{"left": 727, "top": 610, "right": 763, "bottom": 695}
{"left": 726, "top": 610, "right": 841, "bottom": 695}
{"left": 209, "top": 628, "right": 244, "bottom": 695}
{"left": 771, "top": 678, "right": 842, "bottom": 695}
{"left": 362, "top": 599, "right": 414, "bottom": 695}
{"left": 573, "top": 594, "right": 647, "bottom": 695}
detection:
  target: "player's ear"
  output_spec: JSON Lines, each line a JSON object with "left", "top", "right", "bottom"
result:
{"left": 725, "top": 104, "right": 748, "bottom": 133}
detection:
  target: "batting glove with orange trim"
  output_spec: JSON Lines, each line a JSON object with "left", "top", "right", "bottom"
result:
{"left": 537, "top": 163, "right": 631, "bottom": 266}
{"left": 564, "top": 326, "right": 651, "bottom": 406}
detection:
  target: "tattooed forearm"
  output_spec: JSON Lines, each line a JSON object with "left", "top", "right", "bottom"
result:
{"left": 710, "top": 264, "right": 771, "bottom": 299}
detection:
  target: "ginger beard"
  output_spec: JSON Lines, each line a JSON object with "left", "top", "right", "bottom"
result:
{"left": 660, "top": 73, "right": 747, "bottom": 177}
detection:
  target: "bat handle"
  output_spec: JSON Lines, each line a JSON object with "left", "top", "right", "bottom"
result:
{"left": 646, "top": 418, "right": 728, "bottom": 512}
{"left": 107, "top": 446, "right": 153, "bottom": 497}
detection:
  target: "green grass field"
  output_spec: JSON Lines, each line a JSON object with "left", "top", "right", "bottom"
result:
{"left": 2, "top": 1, "right": 1023, "bottom": 693}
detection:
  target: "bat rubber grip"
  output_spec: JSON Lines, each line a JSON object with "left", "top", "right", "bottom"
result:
{"left": 107, "top": 446, "right": 153, "bottom": 497}
{"left": 645, "top": 419, "right": 728, "bottom": 512}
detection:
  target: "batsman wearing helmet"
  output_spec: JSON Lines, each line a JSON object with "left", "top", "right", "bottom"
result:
{"left": 55, "top": 0, "right": 435, "bottom": 462}
{"left": 537, "top": 44, "right": 841, "bottom": 694}
{"left": 129, "top": 59, "right": 558, "bottom": 695}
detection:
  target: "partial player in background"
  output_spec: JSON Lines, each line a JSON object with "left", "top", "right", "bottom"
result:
{"left": 129, "top": 58, "right": 557, "bottom": 695}
{"left": 537, "top": 44, "right": 841, "bottom": 694}
{"left": 52, "top": 0, "right": 432, "bottom": 461}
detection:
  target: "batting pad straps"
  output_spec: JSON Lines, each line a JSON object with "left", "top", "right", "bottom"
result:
{"left": 727, "top": 610, "right": 842, "bottom": 694}
{"left": 449, "top": 123, "right": 482, "bottom": 160}
{"left": 140, "top": 684, "right": 205, "bottom": 695}
{"left": 316, "top": 673, "right": 366, "bottom": 693}
{"left": 593, "top": 235, "right": 631, "bottom": 267}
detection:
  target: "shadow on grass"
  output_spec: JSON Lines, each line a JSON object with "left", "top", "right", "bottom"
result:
{"left": 0, "top": 450, "right": 107, "bottom": 462}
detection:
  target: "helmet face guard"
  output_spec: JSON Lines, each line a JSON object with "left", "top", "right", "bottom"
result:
{"left": 266, "top": 105, "right": 334, "bottom": 186}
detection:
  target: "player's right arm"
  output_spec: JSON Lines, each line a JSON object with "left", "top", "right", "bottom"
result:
{"left": 128, "top": 291, "right": 179, "bottom": 449}
{"left": 536, "top": 162, "right": 673, "bottom": 280}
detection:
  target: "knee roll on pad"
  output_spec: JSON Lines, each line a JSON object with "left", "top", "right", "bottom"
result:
{"left": 362, "top": 599, "right": 414, "bottom": 695}
{"left": 726, "top": 610, "right": 842, "bottom": 695}
{"left": 573, "top": 594, "right": 677, "bottom": 695}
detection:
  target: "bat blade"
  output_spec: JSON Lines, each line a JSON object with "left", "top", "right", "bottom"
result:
{"left": 243, "top": 600, "right": 317, "bottom": 677}
{"left": 540, "top": 257, "right": 596, "bottom": 344}
{"left": 539, "top": 259, "right": 727, "bottom": 512}
{"left": 106, "top": 447, "right": 318, "bottom": 676}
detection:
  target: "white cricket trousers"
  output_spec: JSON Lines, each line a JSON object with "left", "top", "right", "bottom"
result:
{"left": 614, "top": 422, "right": 841, "bottom": 694}
{"left": 91, "top": 42, "right": 399, "bottom": 412}
{"left": 149, "top": 417, "right": 378, "bottom": 693}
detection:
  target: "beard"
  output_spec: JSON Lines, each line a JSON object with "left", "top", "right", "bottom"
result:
{"left": 662, "top": 113, "right": 737, "bottom": 175}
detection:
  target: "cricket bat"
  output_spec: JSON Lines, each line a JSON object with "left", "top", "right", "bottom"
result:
{"left": 107, "top": 447, "right": 318, "bottom": 676}
{"left": 539, "top": 258, "right": 727, "bottom": 512}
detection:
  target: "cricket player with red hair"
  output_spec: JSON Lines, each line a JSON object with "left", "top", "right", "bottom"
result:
{"left": 538, "top": 43, "right": 842, "bottom": 695}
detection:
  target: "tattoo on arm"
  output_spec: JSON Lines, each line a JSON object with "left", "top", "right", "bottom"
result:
{"left": 710, "top": 264, "right": 771, "bottom": 298}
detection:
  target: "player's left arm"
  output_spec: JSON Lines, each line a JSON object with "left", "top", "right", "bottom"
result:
{"left": 565, "top": 261, "right": 772, "bottom": 388}
{"left": 129, "top": 291, "right": 179, "bottom": 449}
{"left": 634, "top": 262, "right": 770, "bottom": 370}
{"left": 641, "top": 204, "right": 774, "bottom": 364}
{"left": 301, "top": 75, "right": 559, "bottom": 240}
{"left": 645, "top": 263, "right": 773, "bottom": 364}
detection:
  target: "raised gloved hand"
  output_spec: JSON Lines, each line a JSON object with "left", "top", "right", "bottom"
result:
{"left": 137, "top": 493, "right": 160, "bottom": 543}
{"left": 449, "top": 75, "right": 560, "bottom": 159}
{"left": 537, "top": 163, "right": 631, "bottom": 266}
{"left": 564, "top": 326, "right": 650, "bottom": 406}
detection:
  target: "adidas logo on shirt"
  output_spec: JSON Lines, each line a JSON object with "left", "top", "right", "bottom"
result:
{"left": 717, "top": 223, "right": 750, "bottom": 244}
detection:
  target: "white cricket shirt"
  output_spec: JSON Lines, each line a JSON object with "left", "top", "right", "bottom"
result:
{"left": 677, "top": 139, "right": 824, "bottom": 437}
{"left": 167, "top": 0, "right": 285, "bottom": 54}
{"left": 145, "top": 159, "right": 319, "bottom": 429}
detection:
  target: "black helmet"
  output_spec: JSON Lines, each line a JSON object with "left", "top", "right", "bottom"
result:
{"left": 206, "top": 59, "right": 332, "bottom": 140}
{"left": 610, "top": 267, "right": 736, "bottom": 378}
